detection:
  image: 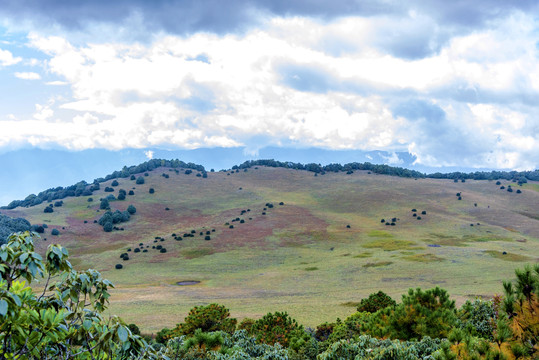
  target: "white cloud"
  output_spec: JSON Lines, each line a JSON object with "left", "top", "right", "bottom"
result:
{"left": 0, "top": 11, "right": 536, "bottom": 170}
{"left": 46, "top": 80, "right": 68, "bottom": 85}
{"left": 0, "top": 48, "right": 21, "bottom": 66}
{"left": 14, "top": 71, "right": 41, "bottom": 80}
{"left": 144, "top": 150, "right": 154, "bottom": 159}
{"left": 33, "top": 103, "right": 53, "bottom": 120}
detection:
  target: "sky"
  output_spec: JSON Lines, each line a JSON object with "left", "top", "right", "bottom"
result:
{"left": 1, "top": 0, "right": 539, "bottom": 172}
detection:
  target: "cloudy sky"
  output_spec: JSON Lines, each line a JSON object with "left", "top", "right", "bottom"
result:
{"left": 1, "top": 0, "right": 539, "bottom": 170}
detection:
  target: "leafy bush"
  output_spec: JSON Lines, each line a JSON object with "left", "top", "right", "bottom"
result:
{"left": 149, "top": 188, "right": 155, "bottom": 194}
{"left": 127, "top": 205, "right": 137, "bottom": 214}
{"left": 136, "top": 176, "right": 145, "bottom": 184}
{"left": 111, "top": 180, "right": 119, "bottom": 186}
{"left": 100, "top": 198, "right": 110, "bottom": 210}
{"left": 315, "top": 322, "right": 335, "bottom": 341}
{"left": 0, "top": 232, "right": 154, "bottom": 358}
{"left": 172, "top": 304, "right": 237, "bottom": 338}
{"left": 115, "top": 264, "right": 123, "bottom": 269}
{"left": 51, "top": 229, "right": 60, "bottom": 236}
{"left": 104, "top": 222, "right": 113, "bottom": 232}
{"left": 457, "top": 299, "right": 496, "bottom": 339}
{"left": 383, "top": 287, "right": 457, "bottom": 340}
{"left": 501, "top": 264, "right": 539, "bottom": 357}
{"left": 0, "top": 215, "right": 32, "bottom": 244}
{"left": 357, "top": 290, "right": 397, "bottom": 313}
{"left": 158, "top": 330, "right": 291, "bottom": 359}
{"left": 32, "top": 225, "right": 44, "bottom": 234}
{"left": 250, "top": 311, "right": 304, "bottom": 347}
{"left": 44, "top": 206, "right": 54, "bottom": 213}
{"left": 238, "top": 318, "right": 256, "bottom": 333}
{"left": 318, "top": 334, "right": 441, "bottom": 360}
{"left": 98, "top": 210, "right": 131, "bottom": 232}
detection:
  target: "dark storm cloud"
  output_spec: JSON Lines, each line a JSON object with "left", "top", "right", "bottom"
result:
{"left": 2, "top": 0, "right": 537, "bottom": 36}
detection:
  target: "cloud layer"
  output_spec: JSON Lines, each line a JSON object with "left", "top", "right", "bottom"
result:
{"left": 0, "top": 1, "right": 538, "bottom": 170}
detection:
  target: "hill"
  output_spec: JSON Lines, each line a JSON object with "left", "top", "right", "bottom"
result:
{"left": 1, "top": 163, "right": 538, "bottom": 333}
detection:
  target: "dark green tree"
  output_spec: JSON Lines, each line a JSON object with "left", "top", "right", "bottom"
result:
{"left": 357, "top": 291, "right": 396, "bottom": 313}
{"left": 100, "top": 198, "right": 109, "bottom": 210}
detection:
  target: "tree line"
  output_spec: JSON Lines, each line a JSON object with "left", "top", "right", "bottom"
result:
{"left": 2, "top": 158, "right": 537, "bottom": 210}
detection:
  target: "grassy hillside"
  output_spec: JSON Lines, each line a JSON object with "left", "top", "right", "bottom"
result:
{"left": 2, "top": 166, "right": 538, "bottom": 333}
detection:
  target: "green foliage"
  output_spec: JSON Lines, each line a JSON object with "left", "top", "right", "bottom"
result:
{"left": 0, "top": 232, "right": 156, "bottom": 359}
{"left": 501, "top": 264, "right": 539, "bottom": 358}
{"left": 457, "top": 299, "right": 496, "bottom": 339}
{"left": 318, "top": 334, "right": 441, "bottom": 360}
{"left": 363, "top": 287, "right": 457, "bottom": 341}
{"left": 173, "top": 303, "right": 238, "bottom": 338}
{"left": 159, "top": 330, "right": 290, "bottom": 360}
{"left": 104, "top": 222, "right": 113, "bottom": 232}
{"left": 314, "top": 322, "right": 335, "bottom": 341}
{"left": 238, "top": 318, "right": 256, "bottom": 333}
{"left": 98, "top": 209, "right": 131, "bottom": 232}
{"left": 127, "top": 204, "right": 137, "bottom": 214}
{"left": 128, "top": 323, "right": 141, "bottom": 335}
{"left": 156, "top": 327, "right": 174, "bottom": 344}
{"left": 250, "top": 311, "right": 305, "bottom": 347}
{"left": 357, "top": 290, "right": 397, "bottom": 313}
{"left": 136, "top": 176, "right": 145, "bottom": 185}
{"left": 51, "top": 228, "right": 60, "bottom": 236}
{"left": 99, "top": 198, "right": 109, "bottom": 210}
{"left": 0, "top": 215, "right": 31, "bottom": 245}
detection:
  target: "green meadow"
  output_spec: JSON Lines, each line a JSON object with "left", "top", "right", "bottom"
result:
{"left": 3, "top": 166, "right": 538, "bottom": 333}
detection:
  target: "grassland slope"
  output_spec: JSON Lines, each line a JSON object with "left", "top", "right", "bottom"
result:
{"left": 1, "top": 166, "right": 538, "bottom": 332}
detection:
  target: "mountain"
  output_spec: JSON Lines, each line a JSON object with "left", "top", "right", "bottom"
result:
{"left": 0, "top": 161, "right": 537, "bottom": 332}
{"left": 0, "top": 147, "right": 522, "bottom": 207}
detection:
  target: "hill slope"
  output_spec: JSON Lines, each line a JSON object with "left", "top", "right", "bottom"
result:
{"left": 1, "top": 165, "right": 538, "bottom": 332}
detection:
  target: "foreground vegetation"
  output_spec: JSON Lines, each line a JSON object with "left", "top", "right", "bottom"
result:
{"left": 1, "top": 232, "right": 537, "bottom": 359}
